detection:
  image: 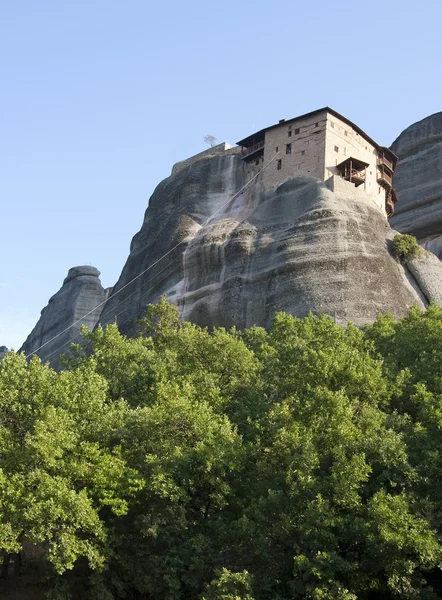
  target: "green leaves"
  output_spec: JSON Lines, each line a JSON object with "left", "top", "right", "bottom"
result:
{"left": 392, "top": 234, "right": 423, "bottom": 261}
{"left": 0, "top": 352, "right": 139, "bottom": 579}
{"left": 4, "top": 301, "right": 442, "bottom": 598}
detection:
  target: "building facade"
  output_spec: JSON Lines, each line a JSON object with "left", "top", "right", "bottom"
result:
{"left": 237, "top": 108, "right": 398, "bottom": 217}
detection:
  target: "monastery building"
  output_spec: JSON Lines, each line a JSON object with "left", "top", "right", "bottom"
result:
{"left": 237, "top": 107, "right": 398, "bottom": 217}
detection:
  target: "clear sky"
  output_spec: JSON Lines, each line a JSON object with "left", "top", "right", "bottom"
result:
{"left": 1, "top": 0, "right": 441, "bottom": 349}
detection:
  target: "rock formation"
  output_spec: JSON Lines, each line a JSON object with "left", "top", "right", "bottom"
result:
{"left": 20, "top": 266, "right": 108, "bottom": 366}
{"left": 98, "top": 152, "right": 434, "bottom": 335}
{"left": 19, "top": 121, "right": 442, "bottom": 365}
{"left": 0, "top": 346, "right": 8, "bottom": 360}
{"left": 390, "top": 112, "right": 442, "bottom": 256}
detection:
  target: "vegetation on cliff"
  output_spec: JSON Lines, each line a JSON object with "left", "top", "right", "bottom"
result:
{"left": 392, "top": 233, "right": 422, "bottom": 261}
{"left": 2, "top": 299, "right": 442, "bottom": 599}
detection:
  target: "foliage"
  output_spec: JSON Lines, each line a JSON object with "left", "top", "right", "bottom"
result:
{"left": 203, "top": 134, "right": 218, "bottom": 148}
{"left": 392, "top": 233, "right": 422, "bottom": 261}
{"left": 3, "top": 301, "right": 442, "bottom": 598}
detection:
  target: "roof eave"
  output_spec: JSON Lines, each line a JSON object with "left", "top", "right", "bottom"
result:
{"left": 236, "top": 107, "right": 393, "bottom": 159}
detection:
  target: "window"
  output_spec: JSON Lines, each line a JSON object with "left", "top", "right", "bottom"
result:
{"left": 288, "top": 130, "right": 292, "bottom": 137}
{"left": 275, "top": 146, "right": 279, "bottom": 152}
{"left": 255, "top": 158, "right": 260, "bottom": 166}
{"left": 334, "top": 145, "right": 339, "bottom": 152}
{"left": 277, "top": 159, "right": 282, "bottom": 170}
{"left": 295, "top": 128, "right": 300, "bottom": 134}
{"left": 286, "top": 143, "right": 292, "bottom": 154}
{"left": 315, "top": 122, "right": 319, "bottom": 127}
{"left": 344, "top": 131, "right": 348, "bottom": 136}
{"left": 331, "top": 122, "right": 335, "bottom": 128}
{"left": 301, "top": 150, "right": 305, "bottom": 156}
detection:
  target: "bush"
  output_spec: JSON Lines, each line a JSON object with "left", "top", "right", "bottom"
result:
{"left": 391, "top": 234, "right": 422, "bottom": 261}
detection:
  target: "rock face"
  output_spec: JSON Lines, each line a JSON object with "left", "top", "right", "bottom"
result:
{"left": 406, "top": 252, "right": 442, "bottom": 305}
{"left": 99, "top": 153, "right": 431, "bottom": 335}
{"left": 390, "top": 112, "right": 442, "bottom": 256}
{"left": 20, "top": 266, "right": 108, "bottom": 366}
{"left": 21, "top": 133, "right": 442, "bottom": 365}
{"left": 0, "top": 346, "right": 8, "bottom": 360}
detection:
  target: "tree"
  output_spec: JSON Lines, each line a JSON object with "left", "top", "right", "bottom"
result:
{"left": 203, "top": 134, "right": 218, "bottom": 148}
{"left": 0, "top": 352, "right": 142, "bottom": 581}
{"left": 391, "top": 234, "right": 422, "bottom": 261}
{"left": 4, "top": 301, "right": 442, "bottom": 598}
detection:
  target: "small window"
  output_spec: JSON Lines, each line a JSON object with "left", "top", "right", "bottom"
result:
{"left": 301, "top": 150, "right": 305, "bottom": 156}
{"left": 344, "top": 131, "right": 348, "bottom": 136}
{"left": 277, "top": 159, "right": 282, "bottom": 170}
{"left": 288, "top": 130, "right": 292, "bottom": 137}
{"left": 334, "top": 145, "right": 339, "bottom": 152}
{"left": 286, "top": 143, "right": 292, "bottom": 154}
{"left": 378, "top": 187, "right": 381, "bottom": 194}
{"left": 330, "top": 122, "right": 335, "bottom": 128}
{"left": 275, "top": 146, "right": 279, "bottom": 152}
{"left": 295, "top": 128, "right": 300, "bottom": 135}
{"left": 255, "top": 158, "right": 260, "bottom": 166}
{"left": 315, "top": 122, "right": 319, "bottom": 127}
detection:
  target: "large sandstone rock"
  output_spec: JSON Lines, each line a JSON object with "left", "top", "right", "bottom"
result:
{"left": 99, "top": 153, "right": 430, "bottom": 334}
{"left": 406, "top": 252, "right": 442, "bottom": 305}
{"left": 22, "top": 139, "right": 442, "bottom": 366}
{"left": 390, "top": 112, "right": 442, "bottom": 256}
{"left": 20, "top": 266, "right": 108, "bottom": 366}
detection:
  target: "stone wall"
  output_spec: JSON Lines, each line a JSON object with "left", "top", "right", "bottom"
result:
{"left": 248, "top": 111, "right": 387, "bottom": 216}
{"left": 324, "top": 114, "right": 385, "bottom": 213}
{"left": 171, "top": 142, "right": 238, "bottom": 175}
{"left": 262, "top": 113, "right": 327, "bottom": 188}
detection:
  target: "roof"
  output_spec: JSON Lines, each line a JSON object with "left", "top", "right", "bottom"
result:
{"left": 336, "top": 156, "right": 370, "bottom": 171}
{"left": 236, "top": 107, "right": 397, "bottom": 163}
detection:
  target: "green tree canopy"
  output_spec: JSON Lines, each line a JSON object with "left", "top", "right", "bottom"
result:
{"left": 2, "top": 301, "right": 442, "bottom": 599}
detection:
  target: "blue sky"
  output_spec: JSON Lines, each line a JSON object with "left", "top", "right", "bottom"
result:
{"left": 1, "top": 0, "right": 441, "bottom": 349}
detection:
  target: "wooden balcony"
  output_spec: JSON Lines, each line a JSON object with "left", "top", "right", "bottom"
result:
{"left": 386, "top": 198, "right": 395, "bottom": 217}
{"left": 344, "top": 168, "right": 366, "bottom": 187}
{"left": 336, "top": 157, "right": 369, "bottom": 188}
{"left": 377, "top": 170, "right": 393, "bottom": 188}
{"left": 386, "top": 188, "right": 398, "bottom": 217}
{"left": 377, "top": 155, "right": 394, "bottom": 172}
{"left": 241, "top": 140, "right": 265, "bottom": 161}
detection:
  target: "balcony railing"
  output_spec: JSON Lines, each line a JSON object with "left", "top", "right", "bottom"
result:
{"left": 242, "top": 140, "right": 265, "bottom": 159}
{"left": 377, "top": 155, "right": 394, "bottom": 172}
{"left": 386, "top": 197, "right": 395, "bottom": 217}
{"left": 344, "top": 168, "right": 366, "bottom": 185}
{"left": 377, "top": 170, "right": 393, "bottom": 187}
